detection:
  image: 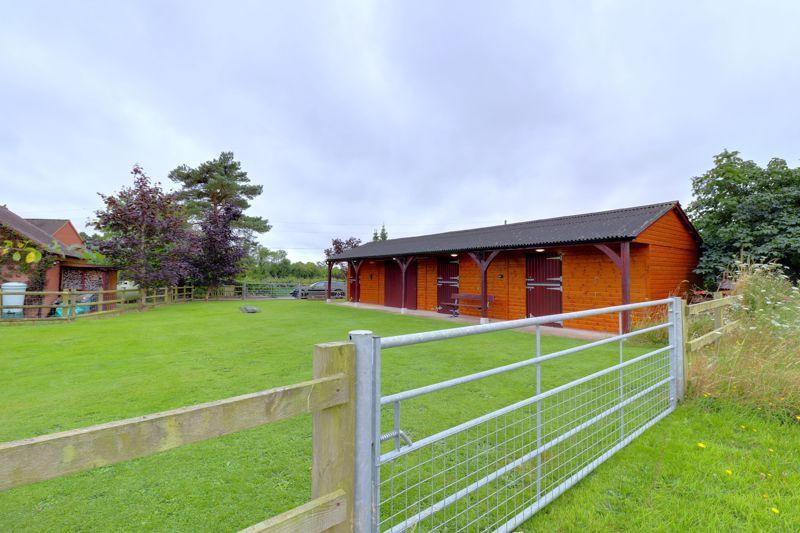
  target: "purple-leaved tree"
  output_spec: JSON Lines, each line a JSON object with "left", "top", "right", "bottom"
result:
{"left": 190, "top": 203, "right": 247, "bottom": 292}
{"left": 92, "top": 165, "right": 193, "bottom": 291}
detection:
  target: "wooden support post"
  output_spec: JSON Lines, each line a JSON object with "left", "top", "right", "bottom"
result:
{"left": 326, "top": 262, "right": 333, "bottom": 302}
{"left": 394, "top": 256, "right": 415, "bottom": 314}
{"left": 97, "top": 288, "right": 104, "bottom": 314}
{"left": 69, "top": 289, "right": 76, "bottom": 320}
{"left": 681, "top": 298, "right": 689, "bottom": 399}
{"left": 620, "top": 241, "right": 631, "bottom": 333}
{"left": 467, "top": 250, "right": 500, "bottom": 324}
{"left": 312, "top": 341, "right": 356, "bottom": 533}
{"left": 594, "top": 241, "right": 632, "bottom": 333}
{"left": 349, "top": 260, "right": 363, "bottom": 304}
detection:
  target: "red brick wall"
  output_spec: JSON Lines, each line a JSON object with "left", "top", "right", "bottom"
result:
{"left": 53, "top": 222, "right": 83, "bottom": 247}
{"left": 635, "top": 208, "right": 700, "bottom": 298}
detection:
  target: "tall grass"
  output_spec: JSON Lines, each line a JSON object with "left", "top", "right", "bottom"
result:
{"left": 687, "top": 263, "right": 800, "bottom": 415}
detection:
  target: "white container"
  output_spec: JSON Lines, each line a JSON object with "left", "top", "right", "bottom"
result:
{"left": 1, "top": 282, "right": 27, "bottom": 316}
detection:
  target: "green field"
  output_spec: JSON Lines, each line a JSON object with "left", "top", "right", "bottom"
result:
{"left": 1, "top": 301, "right": 798, "bottom": 531}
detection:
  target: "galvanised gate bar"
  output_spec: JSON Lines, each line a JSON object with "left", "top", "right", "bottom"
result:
{"left": 349, "top": 297, "right": 685, "bottom": 532}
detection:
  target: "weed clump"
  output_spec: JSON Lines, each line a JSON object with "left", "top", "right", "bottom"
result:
{"left": 688, "top": 263, "right": 800, "bottom": 417}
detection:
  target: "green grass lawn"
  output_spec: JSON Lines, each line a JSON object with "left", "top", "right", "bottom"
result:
{"left": 1, "top": 300, "right": 798, "bottom": 531}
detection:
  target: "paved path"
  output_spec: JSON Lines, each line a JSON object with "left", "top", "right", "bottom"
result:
{"left": 331, "top": 301, "right": 612, "bottom": 341}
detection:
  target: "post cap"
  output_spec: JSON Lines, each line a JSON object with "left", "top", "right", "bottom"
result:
{"left": 348, "top": 329, "right": 373, "bottom": 340}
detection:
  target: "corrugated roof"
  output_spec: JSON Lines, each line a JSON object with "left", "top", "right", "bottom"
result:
{"left": 330, "top": 201, "right": 686, "bottom": 260}
{"left": 25, "top": 218, "right": 70, "bottom": 237}
{"left": 0, "top": 206, "right": 82, "bottom": 258}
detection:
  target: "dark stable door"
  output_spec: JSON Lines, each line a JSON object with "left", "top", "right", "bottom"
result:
{"left": 437, "top": 258, "right": 459, "bottom": 313}
{"left": 526, "top": 254, "right": 563, "bottom": 325}
{"left": 384, "top": 261, "right": 418, "bottom": 309}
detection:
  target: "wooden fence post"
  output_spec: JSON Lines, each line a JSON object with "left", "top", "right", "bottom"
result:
{"left": 69, "top": 289, "right": 77, "bottom": 320}
{"left": 58, "top": 289, "right": 67, "bottom": 320}
{"left": 97, "top": 288, "right": 104, "bottom": 314}
{"left": 681, "top": 298, "right": 689, "bottom": 397}
{"left": 139, "top": 289, "right": 145, "bottom": 310}
{"left": 312, "top": 341, "right": 356, "bottom": 533}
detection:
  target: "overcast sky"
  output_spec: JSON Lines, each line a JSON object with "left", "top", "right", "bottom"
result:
{"left": 2, "top": 1, "right": 800, "bottom": 262}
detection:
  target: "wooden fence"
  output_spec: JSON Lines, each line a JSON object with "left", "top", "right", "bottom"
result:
{"left": 0, "top": 286, "right": 195, "bottom": 323}
{"left": 685, "top": 294, "right": 742, "bottom": 354}
{"left": 0, "top": 341, "right": 356, "bottom": 533}
{"left": 0, "top": 282, "right": 347, "bottom": 323}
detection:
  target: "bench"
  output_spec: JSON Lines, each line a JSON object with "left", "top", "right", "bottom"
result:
{"left": 441, "top": 293, "right": 495, "bottom": 317}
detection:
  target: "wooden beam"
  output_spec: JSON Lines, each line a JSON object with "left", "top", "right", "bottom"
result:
{"left": 349, "top": 260, "right": 363, "bottom": 303}
{"left": 593, "top": 243, "right": 622, "bottom": 268}
{"left": 312, "top": 342, "right": 356, "bottom": 532}
{"left": 326, "top": 261, "right": 333, "bottom": 300}
{"left": 688, "top": 320, "right": 740, "bottom": 353}
{"left": 467, "top": 250, "right": 500, "bottom": 320}
{"left": 0, "top": 375, "right": 347, "bottom": 492}
{"left": 620, "top": 241, "right": 631, "bottom": 332}
{"left": 687, "top": 295, "right": 740, "bottom": 315}
{"left": 240, "top": 489, "right": 347, "bottom": 533}
{"left": 395, "top": 256, "right": 415, "bottom": 311}
{"left": 594, "top": 242, "right": 631, "bottom": 332}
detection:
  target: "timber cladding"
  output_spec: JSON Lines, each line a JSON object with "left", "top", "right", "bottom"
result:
{"left": 354, "top": 261, "right": 385, "bottom": 306}
{"left": 339, "top": 204, "right": 701, "bottom": 333}
{"left": 415, "top": 258, "right": 438, "bottom": 312}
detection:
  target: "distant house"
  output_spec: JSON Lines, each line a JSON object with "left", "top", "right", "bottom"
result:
{"left": 328, "top": 201, "right": 701, "bottom": 332}
{"left": 0, "top": 205, "right": 118, "bottom": 311}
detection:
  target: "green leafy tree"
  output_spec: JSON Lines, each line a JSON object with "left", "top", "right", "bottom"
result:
{"left": 372, "top": 224, "right": 388, "bottom": 241}
{"left": 688, "top": 150, "right": 800, "bottom": 285}
{"left": 168, "top": 151, "right": 271, "bottom": 236}
{"left": 241, "top": 244, "right": 344, "bottom": 280}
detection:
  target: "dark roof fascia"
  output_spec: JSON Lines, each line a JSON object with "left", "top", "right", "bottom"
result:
{"left": 332, "top": 237, "right": 638, "bottom": 262}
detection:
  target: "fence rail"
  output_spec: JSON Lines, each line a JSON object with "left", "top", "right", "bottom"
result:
{"left": 686, "top": 295, "right": 741, "bottom": 353}
{"left": 0, "top": 282, "right": 333, "bottom": 323}
{"left": 0, "top": 342, "right": 357, "bottom": 532}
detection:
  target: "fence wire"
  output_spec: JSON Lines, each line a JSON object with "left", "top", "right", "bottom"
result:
{"left": 377, "top": 343, "right": 672, "bottom": 532}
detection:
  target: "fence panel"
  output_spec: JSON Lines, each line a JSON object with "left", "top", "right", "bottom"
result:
{"left": 686, "top": 295, "right": 741, "bottom": 353}
{"left": 354, "top": 298, "right": 684, "bottom": 532}
{"left": 0, "top": 342, "right": 356, "bottom": 533}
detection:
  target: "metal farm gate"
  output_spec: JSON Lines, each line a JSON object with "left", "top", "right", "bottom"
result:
{"left": 349, "top": 297, "right": 685, "bottom": 532}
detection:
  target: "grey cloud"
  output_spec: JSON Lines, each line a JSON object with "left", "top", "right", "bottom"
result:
{"left": 2, "top": 1, "right": 800, "bottom": 261}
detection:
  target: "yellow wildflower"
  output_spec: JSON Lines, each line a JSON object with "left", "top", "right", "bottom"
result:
{"left": 771, "top": 507, "right": 780, "bottom": 514}
{"left": 769, "top": 448, "right": 774, "bottom": 453}
{"left": 725, "top": 469, "right": 732, "bottom": 475}
{"left": 697, "top": 442, "right": 706, "bottom": 449}
{"left": 740, "top": 425, "right": 746, "bottom": 429}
